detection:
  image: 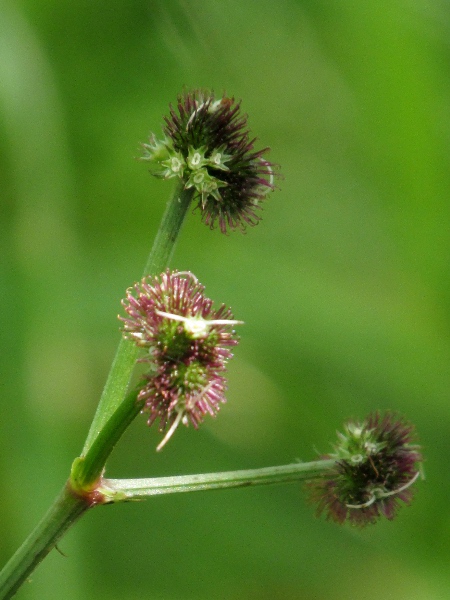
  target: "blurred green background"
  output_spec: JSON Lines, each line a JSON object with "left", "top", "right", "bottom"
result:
{"left": 1, "top": 1, "right": 449, "bottom": 598}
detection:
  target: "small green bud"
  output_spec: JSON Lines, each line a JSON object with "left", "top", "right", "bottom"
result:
{"left": 185, "top": 168, "right": 228, "bottom": 206}
{"left": 186, "top": 146, "right": 208, "bottom": 170}
{"left": 207, "top": 147, "right": 232, "bottom": 171}
{"left": 159, "top": 152, "right": 186, "bottom": 179}
{"left": 141, "top": 134, "right": 171, "bottom": 163}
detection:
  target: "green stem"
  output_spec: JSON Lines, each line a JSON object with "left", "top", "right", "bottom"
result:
{"left": 0, "top": 183, "right": 194, "bottom": 598}
{"left": 71, "top": 388, "right": 145, "bottom": 490}
{"left": 0, "top": 484, "right": 88, "bottom": 600}
{"left": 82, "top": 182, "right": 193, "bottom": 460}
{"left": 99, "top": 458, "right": 337, "bottom": 502}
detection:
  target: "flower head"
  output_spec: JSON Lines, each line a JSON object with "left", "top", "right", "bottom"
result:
{"left": 307, "top": 412, "right": 422, "bottom": 526}
{"left": 120, "top": 270, "right": 242, "bottom": 449}
{"left": 141, "top": 90, "right": 277, "bottom": 233}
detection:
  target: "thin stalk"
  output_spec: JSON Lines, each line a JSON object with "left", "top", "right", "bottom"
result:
{"left": 71, "top": 388, "right": 145, "bottom": 491}
{"left": 99, "top": 459, "right": 337, "bottom": 502}
{"left": 0, "top": 484, "right": 88, "bottom": 600}
{"left": 82, "top": 183, "right": 193, "bottom": 457}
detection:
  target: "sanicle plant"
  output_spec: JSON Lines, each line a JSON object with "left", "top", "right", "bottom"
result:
{"left": 0, "top": 90, "right": 423, "bottom": 598}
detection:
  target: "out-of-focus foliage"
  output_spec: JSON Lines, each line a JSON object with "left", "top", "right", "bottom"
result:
{"left": 1, "top": 1, "right": 449, "bottom": 598}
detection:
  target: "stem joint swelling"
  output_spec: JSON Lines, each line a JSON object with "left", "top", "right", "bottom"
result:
{"left": 69, "top": 458, "right": 106, "bottom": 507}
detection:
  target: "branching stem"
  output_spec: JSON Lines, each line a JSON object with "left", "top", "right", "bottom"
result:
{"left": 99, "top": 458, "right": 338, "bottom": 501}
{"left": 0, "top": 182, "right": 194, "bottom": 599}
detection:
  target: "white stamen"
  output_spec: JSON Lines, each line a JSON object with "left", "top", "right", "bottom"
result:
{"left": 377, "top": 471, "right": 421, "bottom": 498}
{"left": 155, "top": 309, "right": 243, "bottom": 338}
{"left": 156, "top": 411, "right": 184, "bottom": 451}
{"left": 345, "top": 471, "right": 420, "bottom": 509}
{"left": 346, "top": 494, "right": 377, "bottom": 510}
{"left": 186, "top": 101, "right": 204, "bottom": 130}
{"left": 172, "top": 270, "right": 198, "bottom": 283}
{"left": 258, "top": 159, "right": 275, "bottom": 191}
{"left": 186, "top": 98, "right": 222, "bottom": 131}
